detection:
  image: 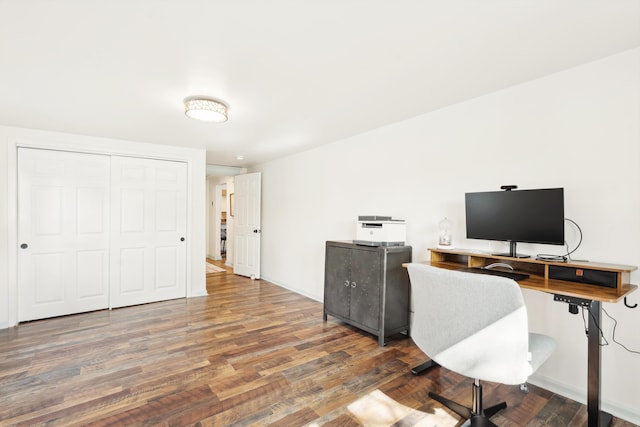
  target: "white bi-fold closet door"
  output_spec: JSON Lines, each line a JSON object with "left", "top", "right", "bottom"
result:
{"left": 17, "top": 148, "right": 187, "bottom": 322}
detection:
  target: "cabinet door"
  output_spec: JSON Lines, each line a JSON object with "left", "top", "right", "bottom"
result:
{"left": 349, "top": 248, "right": 381, "bottom": 330}
{"left": 324, "top": 245, "right": 351, "bottom": 318}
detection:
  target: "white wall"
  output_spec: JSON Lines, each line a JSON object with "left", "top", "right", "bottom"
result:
{"left": 0, "top": 126, "right": 207, "bottom": 328}
{"left": 252, "top": 48, "right": 640, "bottom": 422}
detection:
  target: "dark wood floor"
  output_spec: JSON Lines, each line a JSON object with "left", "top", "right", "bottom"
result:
{"left": 0, "top": 260, "right": 636, "bottom": 426}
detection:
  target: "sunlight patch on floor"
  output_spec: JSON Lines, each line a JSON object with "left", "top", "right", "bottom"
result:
{"left": 346, "top": 389, "right": 457, "bottom": 427}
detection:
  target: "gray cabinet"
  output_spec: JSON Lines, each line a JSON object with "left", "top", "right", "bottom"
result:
{"left": 323, "top": 241, "right": 412, "bottom": 346}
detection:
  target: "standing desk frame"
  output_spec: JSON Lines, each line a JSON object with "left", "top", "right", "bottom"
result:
{"left": 414, "top": 249, "right": 638, "bottom": 427}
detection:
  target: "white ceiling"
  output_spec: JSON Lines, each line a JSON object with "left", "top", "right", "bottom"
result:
{"left": 1, "top": 1, "right": 639, "bottom": 167}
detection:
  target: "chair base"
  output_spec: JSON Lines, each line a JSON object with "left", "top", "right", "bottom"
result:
{"left": 428, "top": 391, "right": 507, "bottom": 427}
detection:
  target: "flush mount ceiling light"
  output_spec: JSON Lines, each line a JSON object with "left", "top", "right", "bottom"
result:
{"left": 184, "top": 98, "right": 228, "bottom": 123}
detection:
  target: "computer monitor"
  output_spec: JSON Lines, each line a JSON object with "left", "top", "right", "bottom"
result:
{"left": 465, "top": 188, "right": 565, "bottom": 258}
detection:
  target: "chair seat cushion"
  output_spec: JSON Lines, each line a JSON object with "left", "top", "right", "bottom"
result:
{"left": 432, "top": 306, "right": 533, "bottom": 385}
{"left": 528, "top": 333, "right": 556, "bottom": 373}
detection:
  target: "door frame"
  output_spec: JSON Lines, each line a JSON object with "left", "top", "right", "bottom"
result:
{"left": 6, "top": 136, "right": 205, "bottom": 328}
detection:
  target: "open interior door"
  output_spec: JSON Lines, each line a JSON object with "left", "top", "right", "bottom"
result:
{"left": 233, "top": 172, "right": 261, "bottom": 279}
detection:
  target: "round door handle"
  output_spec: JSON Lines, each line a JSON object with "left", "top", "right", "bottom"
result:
{"left": 344, "top": 280, "right": 350, "bottom": 287}
{"left": 351, "top": 281, "right": 357, "bottom": 288}
{"left": 20, "top": 243, "right": 28, "bottom": 249}
{"left": 180, "top": 237, "right": 185, "bottom": 242}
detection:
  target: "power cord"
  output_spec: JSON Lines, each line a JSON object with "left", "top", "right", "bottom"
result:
{"left": 581, "top": 306, "right": 640, "bottom": 354}
{"left": 536, "top": 218, "right": 583, "bottom": 262}
{"left": 602, "top": 307, "right": 640, "bottom": 354}
{"left": 581, "top": 307, "right": 608, "bottom": 346}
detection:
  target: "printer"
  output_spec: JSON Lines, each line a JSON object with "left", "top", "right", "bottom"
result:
{"left": 354, "top": 215, "right": 406, "bottom": 246}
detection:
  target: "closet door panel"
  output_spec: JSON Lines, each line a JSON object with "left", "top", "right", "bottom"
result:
{"left": 110, "top": 157, "right": 187, "bottom": 308}
{"left": 17, "top": 148, "right": 110, "bottom": 321}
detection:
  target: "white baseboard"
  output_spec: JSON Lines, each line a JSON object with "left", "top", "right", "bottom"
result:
{"left": 259, "top": 275, "right": 322, "bottom": 303}
{"left": 189, "top": 290, "right": 209, "bottom": 298}
{"left": 529, "top": 373, "right": 640, "bottom": 425}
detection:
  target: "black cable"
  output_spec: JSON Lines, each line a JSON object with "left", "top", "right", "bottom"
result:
{"left": 602, "top": 307, "right": 640, "bottom": 355}
{"left": 563, "top": 218, "right": 583, "bottom": 261}
{"left": 582, "top": 306, "right": 609, "bottom": 347}
{"left": 536, "top": 218, "right": 583, "bottom": 262}
{"left": 578, "top": 301, "right": 639, "bottom": 354}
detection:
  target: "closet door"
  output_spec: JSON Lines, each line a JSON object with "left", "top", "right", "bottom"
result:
{"left": 109, "top": 157, "right": 188, "bottom": 308}
{"left": 17, "top": 148, "right": 110, "bottom": 321}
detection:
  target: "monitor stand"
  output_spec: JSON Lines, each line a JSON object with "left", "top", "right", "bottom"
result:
{"left": 493, "top": 241, "right": 530, "bottom": 259}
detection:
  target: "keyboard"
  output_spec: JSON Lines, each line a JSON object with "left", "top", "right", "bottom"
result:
{"left": 459, "top": 267, "right": 530, "bottom": 282}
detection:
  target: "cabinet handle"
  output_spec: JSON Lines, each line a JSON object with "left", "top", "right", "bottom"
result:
{"left": 351, "top": 281, "right": 357, "bottom": 288}
{"left": 344, "top": 280, "right": 350, "bottom": 287}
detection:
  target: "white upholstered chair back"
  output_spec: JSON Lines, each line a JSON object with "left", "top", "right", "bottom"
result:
{"left": 407, "top": 263, "right": 552, "bottom": 385}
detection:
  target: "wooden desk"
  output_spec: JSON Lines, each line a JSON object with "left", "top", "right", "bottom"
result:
{"left": 418, "top": 248, "right": 638, "bottom": 427}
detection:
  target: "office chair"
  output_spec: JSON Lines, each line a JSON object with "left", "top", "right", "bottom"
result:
{"left": 406, "top": 263, "right": 556, "bottom": 427}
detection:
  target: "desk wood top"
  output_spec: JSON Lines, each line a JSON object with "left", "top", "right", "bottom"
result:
{"left": 430, "top": 247, "right": 638, "bottom": 274}
{"left": 422, "top": 260, "right": 637, "bottom": 303}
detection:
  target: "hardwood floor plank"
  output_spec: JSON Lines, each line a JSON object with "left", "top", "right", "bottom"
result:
{"left": 265, "top": 406, "right": 319, "bottom": 427}
{"left": 525, "top": 393, "right": 583, "bottom": 426}
{"left": 0, "top": 260, "right": 635, "bottom": 426}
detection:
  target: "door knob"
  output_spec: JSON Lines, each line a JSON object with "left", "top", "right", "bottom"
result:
{"left": 180, "top": 237, "right": 185, "bottom": 242}
{"left": 20, "top": 243, "right": 28, "bottom": 249}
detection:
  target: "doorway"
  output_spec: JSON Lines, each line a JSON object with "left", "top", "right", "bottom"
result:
{"left": 206, "top": 175, "right": 233, "bottom": 264}
{"left": 219, "top": 184, "right": 227, "bottom": 259}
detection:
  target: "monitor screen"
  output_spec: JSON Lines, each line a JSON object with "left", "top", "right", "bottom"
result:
{"left": 465, "top": 188, "right": 565, "bottom": 246}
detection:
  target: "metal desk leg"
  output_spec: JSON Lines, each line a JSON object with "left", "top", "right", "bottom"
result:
{"left": 587, "top": 300, "right": 612, "bottom": 427}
